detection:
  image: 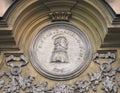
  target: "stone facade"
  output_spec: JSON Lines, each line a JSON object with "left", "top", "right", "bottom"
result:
{"left": 0, "top": 0, "right": 120, "bottom": 93}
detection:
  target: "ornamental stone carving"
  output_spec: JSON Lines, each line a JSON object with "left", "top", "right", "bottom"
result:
{"left": 29, "top": 22, "right": 92, "bottom": 80}
{"left": 0, "top": 52, "right": 120, "bottom": 93}
{"left": 49, "top": 11, "right": 72, "bottom": 22}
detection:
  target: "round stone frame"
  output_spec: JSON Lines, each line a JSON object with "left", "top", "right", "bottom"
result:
{"left": 29, "top": 22, "right": 92, "bottom": 80}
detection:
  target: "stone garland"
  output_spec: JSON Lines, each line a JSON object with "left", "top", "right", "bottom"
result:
{"left": 0, "top": 52, "right": 120, "bottom": 93}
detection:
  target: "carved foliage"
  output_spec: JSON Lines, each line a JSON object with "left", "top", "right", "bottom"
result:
{"left": 0, "top": 52, "right": 120, "bottom": 93}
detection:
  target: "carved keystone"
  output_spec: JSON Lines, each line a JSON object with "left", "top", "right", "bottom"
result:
{"left": 49, "top": 11, "right": 72, "bottom": 22}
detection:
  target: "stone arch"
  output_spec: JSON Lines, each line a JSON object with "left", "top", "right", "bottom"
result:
{"left": 1, "top": 0, "right": 113, "bottom": 54}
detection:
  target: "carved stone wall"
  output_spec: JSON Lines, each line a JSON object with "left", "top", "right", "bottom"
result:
{"left": 0, "top": 52, "right": 120, "bottom": 93}
{"left": 0, "top": 0, "right": 120, "bottom": 93}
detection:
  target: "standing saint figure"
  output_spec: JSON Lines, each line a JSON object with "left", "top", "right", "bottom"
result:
{"left": 51, "top": 36, "right": 69, "bottom": 63}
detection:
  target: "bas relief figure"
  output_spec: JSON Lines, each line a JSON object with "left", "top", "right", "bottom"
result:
{"left": 29, "top": 22, "right": 92, "bottom": 80}
{"left": 50, "top": 36, "right": 69, "bottom": 63}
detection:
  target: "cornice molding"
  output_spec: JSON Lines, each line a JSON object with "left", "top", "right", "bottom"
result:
{"left": 103, "top": 0, "right": 120, "bottom": 24}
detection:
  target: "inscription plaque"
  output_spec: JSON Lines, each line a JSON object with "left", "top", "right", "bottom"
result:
{"left": 29, "top": 22, "right": 92, "bottom": 80}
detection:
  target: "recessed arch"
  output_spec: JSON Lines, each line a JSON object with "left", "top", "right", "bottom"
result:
{"left": 0, "top": 0, "right": 117, "bottom": 51}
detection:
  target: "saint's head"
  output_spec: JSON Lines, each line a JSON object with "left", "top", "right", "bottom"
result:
{"left": 54, "top": 36, "right": 68, "bottom": 51}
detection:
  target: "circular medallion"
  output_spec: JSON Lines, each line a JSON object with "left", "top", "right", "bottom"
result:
{"left": 29, "top": 22, "right": 92, "bottom": 80}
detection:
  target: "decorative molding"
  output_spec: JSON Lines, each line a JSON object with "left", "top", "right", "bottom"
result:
{"left": 49, "top": 11, "right": 72, "bottom": 22}
{"left": 0, "top": 52, "right": 120, "bottom": 93}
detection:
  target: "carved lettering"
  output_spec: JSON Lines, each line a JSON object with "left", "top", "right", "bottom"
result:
{"left": 53, "top": 68, "right": 64, "bottom": 73}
